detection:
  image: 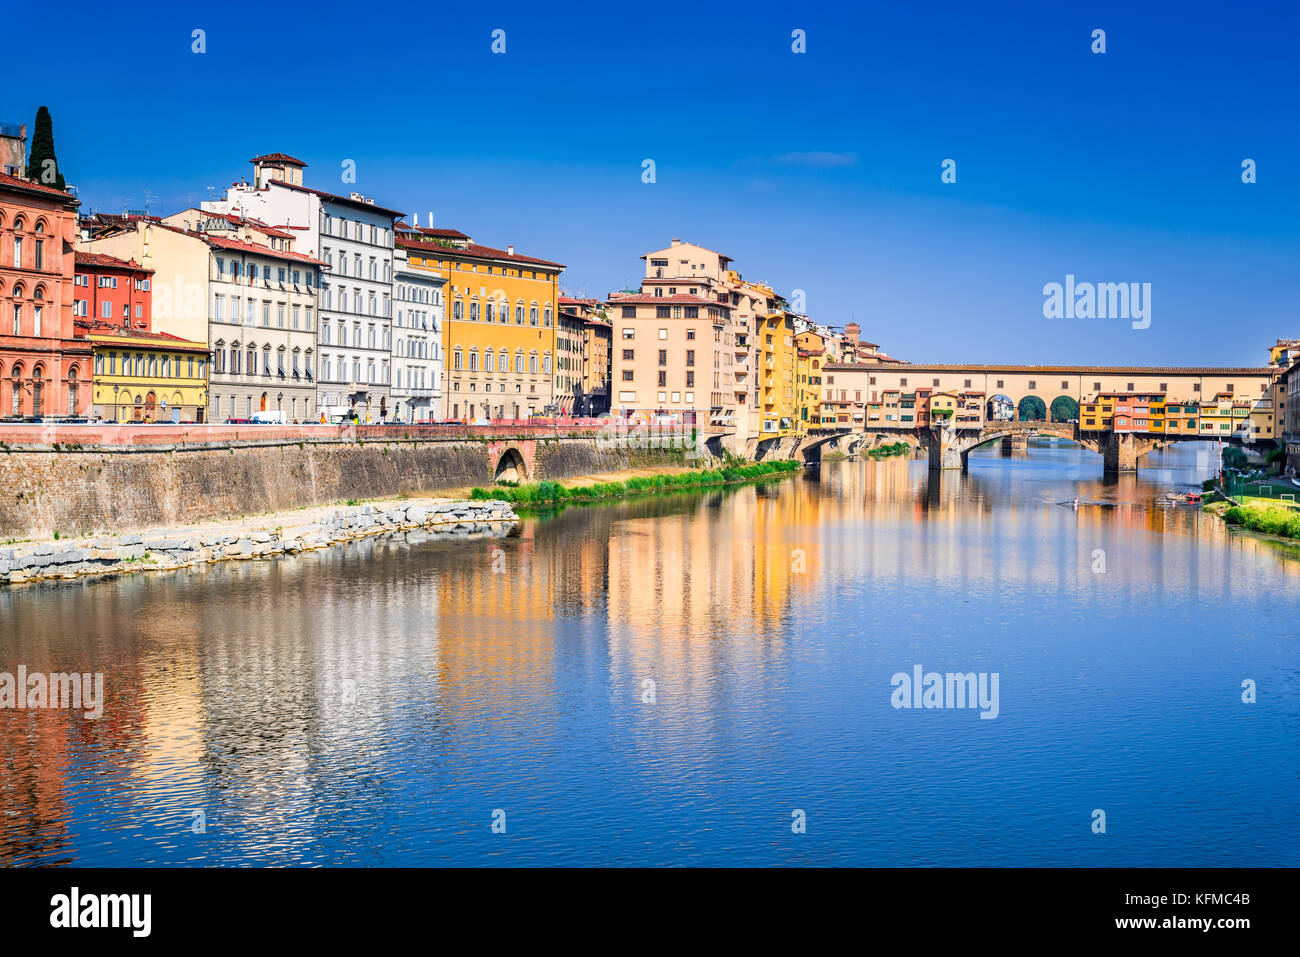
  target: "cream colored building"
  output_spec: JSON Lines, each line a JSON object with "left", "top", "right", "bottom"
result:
{"left": 79, "top": 213, "right": 326, "bottom": 422}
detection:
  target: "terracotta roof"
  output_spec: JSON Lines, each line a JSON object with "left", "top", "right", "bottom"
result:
{"left": 149, "top": 222, "right": 327, "bottom": 267}
{"left": 265, "top": 179, "right": 405, "bottom": 218}
{"left": 396, "top": 224, "right": 470, "bottom": 240}
{"left": 0, "top": 170, "right": 78, "bottom": 201}
{"left": 559, "top": 296, "right": 601, "bottom": 305}
{"left": 607, "top": 294, "right": 730, "bottom": 308}
{"left": 201, "top": 232, "right": 327, "bottom": 267}
{"left": 75, "top": 251, "right": 151, "bottom": 273}
{"left": 397, "top": 236, "right": 563, "bottom": 269}
{"left": 251, "top": 153, "right": 307, "bottom": 166}
{"left": 76, "top": 320, "right": 206, "bottom": 348}
{"left": 178, "top": 208, "right": 296, "bottom": 239}
{"left": 822, "top": 362, "right": 1273, "bottom": 375}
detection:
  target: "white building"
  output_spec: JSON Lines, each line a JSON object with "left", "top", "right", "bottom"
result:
{"left": 391, "top": 244, "right": 444, "bottom": 422}
{"left": 78, "top": 214, "right": 324, "bottom": 422}
{"left": 203, "top": 153, "right": 402, "bottom": 421}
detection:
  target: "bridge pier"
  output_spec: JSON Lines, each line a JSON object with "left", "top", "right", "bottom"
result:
{"left": 1101, "top": 432, "right": 1139, "bottom": 472}
{"left": 927, "top": 428, "right": 964, "bottom": 471}
{"left": 1000, "top": 434, "right": 1028, "bottom": 457}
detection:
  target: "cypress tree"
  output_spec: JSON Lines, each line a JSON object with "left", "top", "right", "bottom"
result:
{"left": 26, "top": 106, "right": 66, "bottom": 190}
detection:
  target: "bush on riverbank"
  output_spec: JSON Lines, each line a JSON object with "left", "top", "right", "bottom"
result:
{"left": 867, "top": 441, "right": 913, "bottom": 459}
{"left": 469, "top": 460, "right": 802, "bottom": 506}
{"left": 1222, "top": 503, "right": 1300, "bottom": 540}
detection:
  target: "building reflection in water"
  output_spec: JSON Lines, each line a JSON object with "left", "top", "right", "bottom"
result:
{"left": 0, "top": 440, "right": 1297, "bottom": 865}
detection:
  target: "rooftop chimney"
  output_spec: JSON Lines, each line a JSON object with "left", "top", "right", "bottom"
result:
{"left": 507, "top": 244, "right": 514, "bottom": 256}
{"left": 670, "top": 238, "right": 681, "bottom": 246}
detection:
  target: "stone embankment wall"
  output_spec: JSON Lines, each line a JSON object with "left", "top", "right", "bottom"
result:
{"left": 0, "top": 437, "right": 693, "bottom": 541}
{"left": 0, "top": 498, "right": 516, "bottom": 586}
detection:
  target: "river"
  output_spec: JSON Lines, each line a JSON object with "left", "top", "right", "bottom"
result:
{"left": 1, "top": 441, "right": 1297, "bottom": 866}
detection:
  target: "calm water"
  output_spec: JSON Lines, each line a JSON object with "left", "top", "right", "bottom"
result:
{"left": 1, "top": 441, "right": 1297, "bottom": 867}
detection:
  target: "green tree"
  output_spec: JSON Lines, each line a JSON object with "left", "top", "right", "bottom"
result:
{"left": 1017, "top": 396, "right": 1047, "bottom": 421}
{"left": 26, "top": 106, "right": 65, "bottom": 190}
{"left": 1049, "top": 396, "right": 1080, "bottom": 422}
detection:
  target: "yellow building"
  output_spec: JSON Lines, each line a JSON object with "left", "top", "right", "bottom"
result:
{"left": 1198, "top": 394, "right": 1234, "bottom": 438}
{"left": 928, "top": 391, "right": 959, "bottom": 424}
{"left": 88, "top": 326, "right": 209, "bottom": 422}
{"left": 758, "top": 306, "right": 797, "bottom": 438}
{"left": 1080, "top": 395, "right": 1116, "bottom": 430}
{"left": 397, "top": 228, "right": 562, "bottom": 420}
{"left": 1160, "top": 401, "right": 1196, "bottom": 435}
{"left": 1148, "top": 399, "right": 1167, "bottom": 433}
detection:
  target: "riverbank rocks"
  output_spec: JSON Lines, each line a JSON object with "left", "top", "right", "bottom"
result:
{"left": 0, "top": 497, "right": 519, "bottom": 587}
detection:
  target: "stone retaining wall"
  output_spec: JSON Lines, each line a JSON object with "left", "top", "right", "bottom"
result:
{"left": 0, "top": 498, "right": 516, "bottom": 586}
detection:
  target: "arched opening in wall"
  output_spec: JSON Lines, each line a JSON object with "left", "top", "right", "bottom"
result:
{"left": 9, "top": 364, "right": 22, "bottom": 417}
{"left": 1017, "top": 396, "right": 1047, "bottom": 422}
{"left": 133, "top": 395, "right": 144, "bottom": 422}
{"left": 31, "top": 365, "right": 43, "bottom": 418}
{"left": 260, "top": 392, "right": 268, "bottom": 412}
{"left": 145, "top": 391, "right": 157, "bottom": 421}
{"left": 987, "top": 394, "right": 1014, "bottom": 422}
{"left": 68, "top": 367, "right": 79, "bottom": 416}
{"left": 1049, "top": 396, "right": 1079, "bottom": 423}
{"left": 494, "top": 447, "right": 526, "bottom": 484}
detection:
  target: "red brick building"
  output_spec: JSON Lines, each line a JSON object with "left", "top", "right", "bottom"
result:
{"left": 72, "top": 251, "right": 153, "bottom": 332}
{"left": 0, "top": 171, "right": 91, "bottom": 418}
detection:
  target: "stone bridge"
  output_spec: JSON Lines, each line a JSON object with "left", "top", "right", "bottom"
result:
{"left": 805, "top": 420, "right": 1266, "bottom": 472}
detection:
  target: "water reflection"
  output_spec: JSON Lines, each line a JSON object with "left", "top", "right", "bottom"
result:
{"left": 1, "top": 442, "right": 1297, "bottom": 866}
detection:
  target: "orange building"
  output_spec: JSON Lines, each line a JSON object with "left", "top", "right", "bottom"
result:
{"left": 0, "top": 170, "right": 91, "bottom": 419}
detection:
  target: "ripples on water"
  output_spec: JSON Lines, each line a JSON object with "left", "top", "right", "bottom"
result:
{"left": 1, "top": 441, "right": 1297, "bottom": 866}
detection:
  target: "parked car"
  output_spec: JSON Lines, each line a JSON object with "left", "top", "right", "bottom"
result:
{"left": 226, "top": 417, "right": 253, "bottom": 424}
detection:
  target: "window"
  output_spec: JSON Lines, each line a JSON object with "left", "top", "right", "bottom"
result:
{"left": 686, "top": 371, "right": 694, "bottom": 387}
{"left": 658, "top": 350, "right": 667, "bottom": 366}
{"left": 622, "top": 328, "right": 634, "bottom": 339}
{"left": 622, "top": 349, "right": 634, "bottom": 360}
{"left": 621, "top": 369, "right": 634, "bottom": 381}
{"left": 657, "top": 371, "right": 667, "bottom": 387}
{"left": 686, "top": 350, "right": 694, "bottom": 366}
{"left": 686, "top": 329, "right": 695, "bottom": 340}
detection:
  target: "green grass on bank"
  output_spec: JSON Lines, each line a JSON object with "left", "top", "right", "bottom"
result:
{"left": 866, "top": 441, "right": 913, "bottom": 459}
{"left": 469, "top": 460, "right": 802, "bottom": 507}
{"left": 1221, "top": 503, "right": 1300, "bottom": 540}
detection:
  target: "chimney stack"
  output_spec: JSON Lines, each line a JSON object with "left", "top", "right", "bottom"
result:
{"left": 507, "top": 244, "right": 514, "bottom": 256}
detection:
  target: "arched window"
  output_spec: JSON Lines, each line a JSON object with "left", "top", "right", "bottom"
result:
{"left": 10, "top": 365, "right": 22, "bottom": 415}
{"left": 68, "top": 367, "right": 79, "bottom": 415}
{"left": 31, "top": 365, "right": 44, "bottom": 417}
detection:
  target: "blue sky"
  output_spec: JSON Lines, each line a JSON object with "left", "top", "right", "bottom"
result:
{"left": 10, "top": 0, "right": 1298, "bottom": 365}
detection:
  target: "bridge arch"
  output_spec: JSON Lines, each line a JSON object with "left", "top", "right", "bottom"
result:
{"left": 493, "top": 446, "right": 527, "bottom": 483}
{"left": 1016, "top": 395, "right": 1047, "bottom": 421}
{"left": 1049, "top": 395, "right": 1079, "bottom": 423}
{"left": 987, "top": 394, "right": 1014, "bottom": 422}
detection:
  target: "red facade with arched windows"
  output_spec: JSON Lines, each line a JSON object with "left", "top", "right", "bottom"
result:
{"left": 0, "top": 171, "right": 91, "bottom": 418}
